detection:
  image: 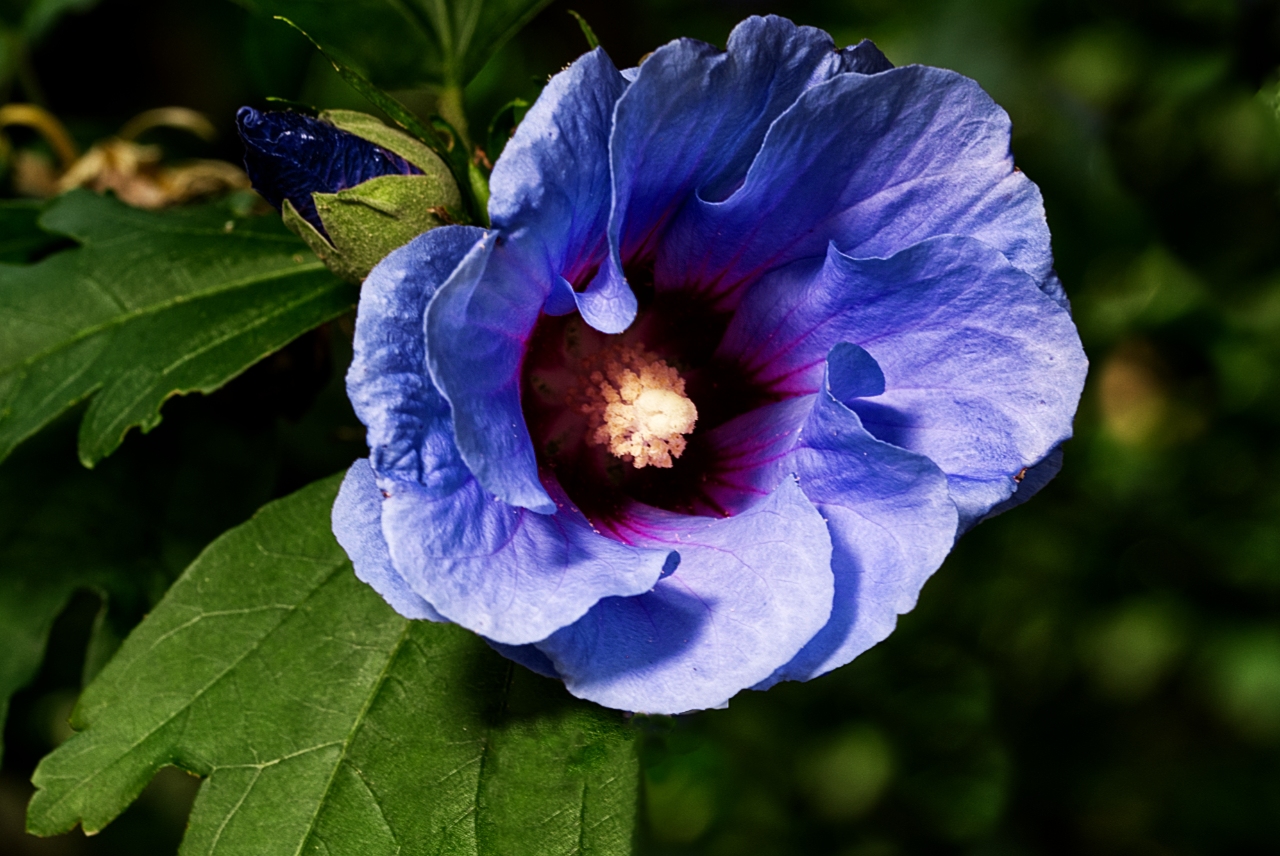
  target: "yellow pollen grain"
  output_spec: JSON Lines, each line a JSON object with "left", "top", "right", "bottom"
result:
{"left": 580, "top": 345, "right": 697, "bottom": 468}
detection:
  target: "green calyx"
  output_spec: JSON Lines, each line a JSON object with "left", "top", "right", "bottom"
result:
{"left": 283, "top": 109, "right": 464, "bottom": 283}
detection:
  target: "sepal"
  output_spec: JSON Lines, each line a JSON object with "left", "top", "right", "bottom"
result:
{"left": 314, "top": 113, "right": 461, "bottom": 282}
{"left": 283, "top": 172, "right": 460, "bottom": 283}
{"left": 319, "top": 109, "right": 455, "bottom": 178}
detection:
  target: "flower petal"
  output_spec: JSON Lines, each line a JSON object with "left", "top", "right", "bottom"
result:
{"left": 686, "top": 397, "right": 811, "bottom": 517}
{"left": 602, "top": 16, "right": 868, "bottom": 306}
{"left": 827, "top": 341, "right": 886, "bottom": 403}
{"left": 720, "top": 236, "right": 1086, "bottom": 525}
{"left": 350, "top": 226, "right": 670, "bottom": 639}
{"left": 236, "top": 107, "right": 421, "bottom": 236}
{"left": 760, "top": 362, "right": 957, "bottom": 686}
{"left": 1040, "top": 270, "right": 1071, "bottom": 311}
{"left": 660, "top": 64, "right": 1054, "bottom": 305}
{"left": 348, "top": 225, "right": 487, "bottom": 484}
{"left": 832, "top": 39, "right": 894, "bottom": 75}
{"left": 332, "top": 459, "right": 445, "bottom": 622}
{"left": 421, "top": 48, "right": 643, "bottom": 505}
{"left": 976, "top": 444, "right": 1065, "bottom": 527}
{"left": 424, "top": 234, "right": 556, "bottom": 514}
{"left": 422, "top": 48, "right": 638, "bottom": 501}
{"left": 489, "top": 48, "right": 627, "bottom": 297}
{"left": 536, "top": 477, "right": 834, "bottom": 713}
{"left": 347, "top": 228, "right": 670, "bottom": 644}
{"left": 380, "top": 476, "right": 670, "bottom": 645}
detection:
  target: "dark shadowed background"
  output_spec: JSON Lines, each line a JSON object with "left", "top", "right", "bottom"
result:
{"left": 3, "top": 0, "right": 1280, "bottom": 853}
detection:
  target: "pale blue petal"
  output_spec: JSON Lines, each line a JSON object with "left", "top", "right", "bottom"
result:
{"left": 332, "top": 459, "right": 445, "bottom": 622}
{"left": 720, "top": 236, "right": 1086, "bottom": 525}
{"left": 760, "top": 362, "right": 957, "bottom": 686}
{"left": 424, "top": 47, "right": 633, "bottom": 506}
{"left": 381, "top": 475, "right": 670, "bottom": 645}
{"left": 349, "top": 229, "right": 671, "bottom": 644}
{"left": 489, "top": 47, "right": 627, "bottom": 289}
{"left": 424, "top": 234, "right": 555, "bottom": 514}
{"left": 347, "top": 225, "right": 486, "bottom": 484}
{"left": 601, "top": 15, "right": 865, "bottom": 311}
{"left": 827, "top": 341, "right": 885, "bottom": 403}
{"left": 537, "top": 478, "right": 834, "bottom": 713}
{"left": 660, "top": 65, "right": 1053, "bottom": 305}
{"left": 976, "top": 444, "right": 1065, "bottom": 528}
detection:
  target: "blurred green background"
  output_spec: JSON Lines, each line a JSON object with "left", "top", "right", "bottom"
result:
{"left": 3, "top": 0, "right": 1280, "bottom": 853}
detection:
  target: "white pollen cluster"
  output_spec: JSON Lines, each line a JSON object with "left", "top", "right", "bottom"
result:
{"left": 580, "top": 345, "right": 698, "bottom": 469}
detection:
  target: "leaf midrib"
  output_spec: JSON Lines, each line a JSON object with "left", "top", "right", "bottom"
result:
{"left": 288, "top": 621, "right": 412, "bottom": 856}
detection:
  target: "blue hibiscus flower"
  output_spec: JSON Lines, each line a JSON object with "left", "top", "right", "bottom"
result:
{"left": 246, "top": 16, "right": 1087, "bottom": 714}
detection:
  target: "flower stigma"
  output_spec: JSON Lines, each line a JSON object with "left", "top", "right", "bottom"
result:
{"left": 581, "top": 345, "right": 697, "bottom": 469}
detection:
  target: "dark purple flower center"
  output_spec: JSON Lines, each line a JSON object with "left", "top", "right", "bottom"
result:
{"left": 523, "top": 261, "right": 789, "bottom": 522}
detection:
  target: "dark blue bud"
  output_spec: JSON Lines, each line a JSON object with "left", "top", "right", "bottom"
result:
{"left": 235, "top": 107, "right": 422, "bottom": 237}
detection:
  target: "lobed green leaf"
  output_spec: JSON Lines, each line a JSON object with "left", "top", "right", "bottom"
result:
{"left": 0, "top": 190, "right": 357, "bottom": 468}
{"left": 27, "top": 474, "right": 639, "bottom": 855}
{"left": 0, "top": 199, "right": 63, "bottom": 262}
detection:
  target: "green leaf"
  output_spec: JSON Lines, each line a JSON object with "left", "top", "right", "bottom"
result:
{"left": 567, "top": 10, "right": 600, "bottom": 50}
{"left": 27, "top": 474, "right": 640, "bottom": 855}
{"left": 274, "top": 19, "right": 439, "bottom": 143}
{"left": 0, "top": 199, "right": 64, "bottom": 262}
{"left": 237, "top": 0, "right": 554, "bottom": 90}
{"left": 0, "top": 190, "right": 357, "bottom": 468}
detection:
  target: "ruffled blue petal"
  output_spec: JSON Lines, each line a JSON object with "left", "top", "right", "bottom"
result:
{"left": 720, "top": 236, "right": 1086, "bottom": 525}
{"left": 423, "top": 235, "right": 556, "bottom": 514}
{"left": 487, "top": 47, "right": 634, "bottom": 334}
{"left": 348, "top": 225, "right": 487, "bottom": 484}
{"left": 423, "top": 49, "right": 636, "bottom": 506}
{"left": 536, "top": 478, "right": 834, "bottom": 713}
{"left": 602, "top": 16, "right": 865, "bottom": 311}
{"left": 659, "top": 64, "right": 1054, "bottom": 304}
{"left": 832, "top": 39, "right": 893, "bottom": 74}
{"left": 489, "top": 47, "right": 626, "bottom": 286}
{"left": 380, "top": 475, "right": 670, "bottom": 645}
{"left": 1040, "top": 271, "right": 1072, "bottom": 311}
{"left": 760, "top": 363, "right": 957, "bottom": 686}
{"left": 347, "top": 231, "right": 671, "bottom": 643}
{"left": 332, "top": 459, "right": 446, "bottom": 622}
{"left": 827, "top": 341, "right": 885, "bottom": 403}
{"left": 236, "top": 107, "right": 421, "bottom": 236}
{"left": 339, "top": 225, "right": 481, "bottom": 623}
